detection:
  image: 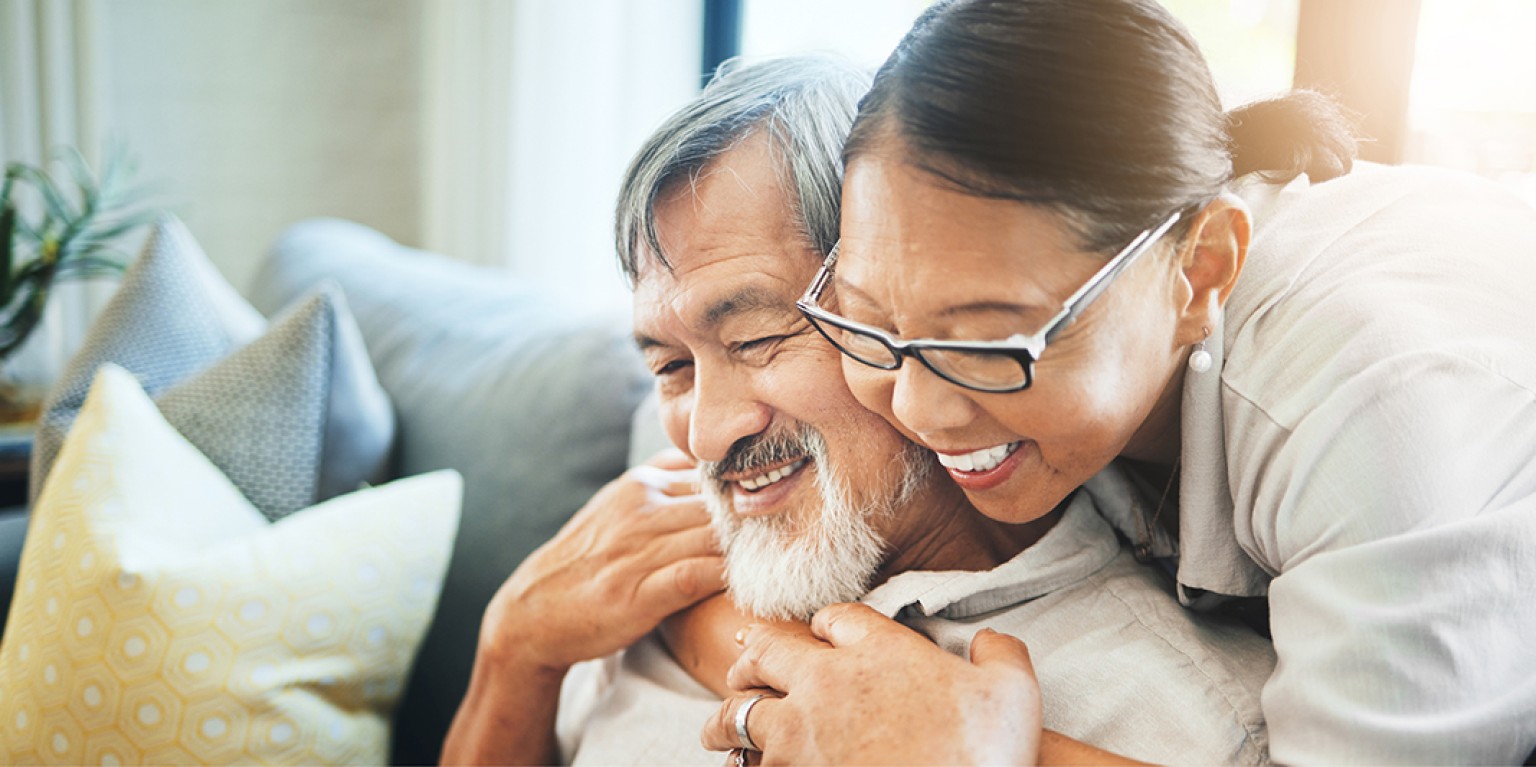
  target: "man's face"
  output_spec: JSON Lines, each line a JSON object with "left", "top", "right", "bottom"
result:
{"left": 632, "top": 132, "right": 934, "bottom": 621}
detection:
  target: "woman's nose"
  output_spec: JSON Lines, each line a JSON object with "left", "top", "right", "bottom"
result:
{"left": 888, "top": 358, "right": 980, "bottom": 439}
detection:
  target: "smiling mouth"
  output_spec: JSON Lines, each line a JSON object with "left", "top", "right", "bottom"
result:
{"left": 935, "top": 442, "right": 1020, "bottom": 474}
{"left": 730, "top": 458, "right": 809, "bottom": 492}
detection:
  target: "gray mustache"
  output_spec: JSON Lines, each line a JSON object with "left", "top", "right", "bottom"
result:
{"left": 707, "top": 426, "right": 820, "bottom": 481}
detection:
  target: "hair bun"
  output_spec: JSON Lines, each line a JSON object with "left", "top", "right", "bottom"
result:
{"left": 1226, "top": 90, "right": 1358, "bottom": 184}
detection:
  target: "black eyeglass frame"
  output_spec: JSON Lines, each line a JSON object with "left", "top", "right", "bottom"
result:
{"left": 796, "top": 210, "right": 1185, "bottom": 393}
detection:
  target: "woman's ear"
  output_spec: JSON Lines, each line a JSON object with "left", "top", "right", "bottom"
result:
{"left": 1175, "top": 192, "right": 1250, "bottom": 344}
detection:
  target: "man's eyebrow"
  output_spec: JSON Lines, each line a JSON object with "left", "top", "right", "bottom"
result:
{"left": 633, "top": 333, "right": 668, "bottom": 352}
{"left": 632, "top": 287, "right": 789, "bottom": 352}
{"left": 702, "top": 286, "right": 784, "bottom": 327}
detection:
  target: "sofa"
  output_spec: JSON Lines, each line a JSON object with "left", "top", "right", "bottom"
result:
{"left": 0, "top": 217, "right": 659, "bottom": 764}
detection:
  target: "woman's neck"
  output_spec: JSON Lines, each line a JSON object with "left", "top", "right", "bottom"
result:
{"left": 1122, "top": 358, "right": 1187, "bottom": 468}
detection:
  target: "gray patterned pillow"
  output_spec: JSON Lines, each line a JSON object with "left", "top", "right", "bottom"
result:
{"left": 157, "top": 285, "right": 394, "bottom": 519}
{"left": 31, "top": 216, "right": 264, "bottom": 499}
{"left": 31, "top": 217, "right": 395, "bottom": 521}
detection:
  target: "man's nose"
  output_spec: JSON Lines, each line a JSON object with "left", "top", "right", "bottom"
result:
{"left": 687, "top": 363, "right": 771, "bottom": 464}
{"left": 889, "top": 359, "right": 977, "bottom": 438}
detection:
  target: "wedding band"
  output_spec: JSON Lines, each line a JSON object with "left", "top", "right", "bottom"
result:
{"left": 731, "top": 746, "right": 747, "bottom": 767}
{"left": 735, "top": 693, "right": 768, "bottom": 751}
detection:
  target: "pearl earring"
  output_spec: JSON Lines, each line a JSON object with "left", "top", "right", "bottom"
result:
{"left": 1188, "top": 326, "right": 1213, "bottom": 373}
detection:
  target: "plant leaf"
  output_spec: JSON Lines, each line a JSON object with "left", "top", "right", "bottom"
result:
{"left": 12, "top": 166, "right": 76, "bottom": 222}
{"left": 0, "top": 205, "right": 13, "bottom": 302}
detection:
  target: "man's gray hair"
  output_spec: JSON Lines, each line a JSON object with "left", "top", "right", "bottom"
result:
{"left": 615, "top": 54, "right": 871, "bottom": 284}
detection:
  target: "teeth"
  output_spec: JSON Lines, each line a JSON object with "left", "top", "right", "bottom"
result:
{"left": 936, "top": 443, "right": 1018, "bottom": 474}
{"left": 737, "top": 459, "right": 807, "bottom": 492}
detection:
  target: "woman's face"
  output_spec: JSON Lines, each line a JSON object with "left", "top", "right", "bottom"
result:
{"left": 832, "top": 154, "right": 1197, "bottom": 524}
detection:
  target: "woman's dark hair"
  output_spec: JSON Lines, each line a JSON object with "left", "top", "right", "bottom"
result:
{"left": 844, "top": 0, "right": 1358, "bottom": 253}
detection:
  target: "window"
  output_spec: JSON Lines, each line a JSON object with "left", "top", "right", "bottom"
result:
{"left": 1161, "top": 0, "right": 1300, "bottom": 108}
{"left": 737, "top": 0, "right": 933, "bottom": 69}
{"left": 726, "top": 0, "right": 1534, "bottom": 207}
{"left": 733, "top": 0, "right": 1300, "bottom": 107}
{"left": 1406, "top": 0, "right": 1536, "bottom": 205}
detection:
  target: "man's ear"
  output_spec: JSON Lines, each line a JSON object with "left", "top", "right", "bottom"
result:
{"left": 1175, "top": 192, "right": 1250, "bottom": 345}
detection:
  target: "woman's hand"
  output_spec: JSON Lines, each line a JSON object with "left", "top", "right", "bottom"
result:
{"left": 700, "top": 603, "right": 1043, "bottom": 766}
{"left": 442, "top": 449, "right": 725, "bottom": 765}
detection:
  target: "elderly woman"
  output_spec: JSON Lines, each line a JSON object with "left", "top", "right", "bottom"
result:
{"left": 697, "top": 0, "right": 1536, "bottom": 763}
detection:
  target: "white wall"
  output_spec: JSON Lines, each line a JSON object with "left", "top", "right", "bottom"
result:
{"left": 9, "top": 0, "right": 702, "bottom": 306}
{"left": 98, "top": 0, "right": 425, "bottom": 294}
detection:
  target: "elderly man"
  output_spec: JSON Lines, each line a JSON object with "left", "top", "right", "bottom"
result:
{"left": 442, "top": 56, "right": 1275, "bottom": 767}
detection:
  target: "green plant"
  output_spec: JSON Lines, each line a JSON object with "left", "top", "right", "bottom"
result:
{"left": 0, "top": 147, "right": 160, "bottom": 359}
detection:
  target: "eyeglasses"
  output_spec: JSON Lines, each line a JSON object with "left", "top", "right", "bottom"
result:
{"left": 796, "top": 210, "right": 1184, "bottom": 393}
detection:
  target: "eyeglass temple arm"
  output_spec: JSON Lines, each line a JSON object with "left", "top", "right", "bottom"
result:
{"left": 803, "top": 244, "right": 840, "bottom": 302}
{"left": 1042, "top": 211, "right": 1184, "bottom": 343}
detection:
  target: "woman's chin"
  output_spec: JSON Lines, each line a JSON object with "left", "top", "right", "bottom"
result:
{"left": 956, "top": 457, "right": 1074, "bottom": 526}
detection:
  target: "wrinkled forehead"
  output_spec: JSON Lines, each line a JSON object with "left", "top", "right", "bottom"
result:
{"left": 630, "top": 141, "right": 821, "bottom": 341}
{"left": 631, "top": 245, "right": 814, "bottom": 344}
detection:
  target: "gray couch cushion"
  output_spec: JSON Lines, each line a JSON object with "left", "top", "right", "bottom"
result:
{"left": 247, "top": 218, "right": 650, "bottom": 765}
{"left": 627, "top": 390, "right": 674, "bottom": 468}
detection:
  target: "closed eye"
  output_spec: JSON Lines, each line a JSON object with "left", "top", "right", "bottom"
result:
{"left": 655, "top": 359, "right": 692, "bottom": 376}
{"left": 734, "top": 335, "right": 786, "bottom": 353}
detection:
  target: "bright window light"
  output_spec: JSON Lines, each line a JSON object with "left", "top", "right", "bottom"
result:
{"left": 1407, "top": 0, "right": 1536, "bottom": 204}
{"left": 1160, "top": 0, "right": 1299, "bottom": 108}
{"left": 739, "top": 0, "right": 933, "bottom": 69}
{"left": 740, "top": 0, "right": 1298, "bottom": 108}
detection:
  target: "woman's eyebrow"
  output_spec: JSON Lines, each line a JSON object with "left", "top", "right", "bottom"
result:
{"left": 937, "top": 300, "right": 1038, "bottom": 319}
{"left": 836, "top": 275, "right": 1039, "bottom": 318}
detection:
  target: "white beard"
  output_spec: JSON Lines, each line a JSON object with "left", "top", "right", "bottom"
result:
{"left": 703, "top": 426, "right": 931, "bottom": 622}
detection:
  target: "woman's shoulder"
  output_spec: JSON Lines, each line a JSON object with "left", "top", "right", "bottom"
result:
{"left": 1207, "top": 164, "right": 1536, "bottom": 570}
{"left": 1234, "top": 162, "right": 1535, "bottom": 296}
{"left": 1223, "top": 162, "right": 1536, "bottom": 409}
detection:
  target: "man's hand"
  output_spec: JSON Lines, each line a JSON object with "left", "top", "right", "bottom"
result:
{"left": 482, "top": 448, "right": 726, "bottom": 673}
{"left": 442, "top": 449, "right": 725, "bottom": 765}
{"left": 699, "top": 603, "right": 1043, "bottom": 765}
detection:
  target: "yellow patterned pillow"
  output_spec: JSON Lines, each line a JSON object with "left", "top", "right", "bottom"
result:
{"left": 0, "top": 365, "right": 461, "bottom": 765}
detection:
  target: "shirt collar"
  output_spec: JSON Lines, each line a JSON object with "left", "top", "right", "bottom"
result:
{"left": 862, "top": 491, "right": 1122, "bottom": 620}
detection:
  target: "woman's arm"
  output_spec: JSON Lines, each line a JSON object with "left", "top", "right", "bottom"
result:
{"left": 659, "top": 593, "right": 749, "bottom": 698}
{"left": 1223, "top": 341, "right": 1536, "bottom": 762}
{"left": 659, "top": 593, "right": 812, "bottom": 698}
{"left": 441, "top": 450, "right": 725, "bottom": 765}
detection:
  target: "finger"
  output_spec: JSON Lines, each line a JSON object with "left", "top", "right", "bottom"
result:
{"left": 630, "top": 463, "right": 702, "bottom": 497}
{"left": 637, "top": 495, "right": 712, "bottom": 532}
{"left": 637, "top": 555, "right": 726, "bottom": 614}
{"left": 645, "top": 447, "right": 698, "bottom": 471}
{"left": 701, "top": 692, "right": 780, "bottom": 753}
{"left": 645, "top": 519, "right": 721, "bottom": 563}
{"left": 809, "top": 602, "right": 915, "bottom": 649}
{"left": 969, "top": 628, "right": 1036, "bottom": 678}
{"left": 726, "top": 625, "right": 827, "bottom": 692}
